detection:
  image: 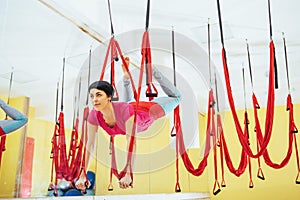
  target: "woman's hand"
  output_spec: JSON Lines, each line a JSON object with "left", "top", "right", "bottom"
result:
{"left": 119, "top": 173, "right": 132, "bottom": 189}
{"left": 122, "top": 57, "right": 130, "bottom": 80}
{"left": 75, "top": 174, "right": 91, "bottom": 191}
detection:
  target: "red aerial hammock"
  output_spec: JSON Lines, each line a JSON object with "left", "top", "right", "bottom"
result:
{"left": 208, "top": 19, "right": 247, "bottom": 193}
{"left": 99, "top": 0, "right": 140, "bottom": 191}
{"left": 0, "top": 69, "right": 13, "bottom": 168}
{"left": 48, "top": 57, "right": 90, "bottom": 196}
{"left": 206, "top": 19, "right": 222, "bottom": 195}
{"left": 106, "top": 0, "right": 161, "bottom": 191}
{"left": 48, "top": 58, "right": 69, "bottom": 196}
{"left": 216, "top": 0, "right": 275, "bottom": 158}
{"left": 171, "top": 24, "right": 214, "bottom": 193}
{"left": 242, "top": 68, "right": 254, "bottom": 188}
{"left": 254, "top": 0, "right": 295, "bottom": 169}
{"left": 214, "top": 63, "right": 248, "bottom": 184}
{"left": 67, "top": 76, "right": 81, "bottom": 180}
{"left": 214, "top": 73, "right": 226, "bottom": 188}
{"left": 245, "top": 39, "right": 265, "bottom": 180}
{"left": 214, "top": 67, "right": 251, "bottom": 184}
{"left": 247, "top": 34, "right": 296, "bottom": 170}
{"left": 68, "top": 48, "right": 92, "bottom": 193}
{"left": 255, "top": 33, "right": 299, "bottom": 169}
{"left": 169, "top": 27, "right": 181, "bottom": 193}
{"left": 281, "top": 32, "right": 300, "bottom": 184}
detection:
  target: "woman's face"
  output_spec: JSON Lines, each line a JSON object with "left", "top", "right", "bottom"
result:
{"left": 89, "top": 88, "right": 111, "bottom": 111}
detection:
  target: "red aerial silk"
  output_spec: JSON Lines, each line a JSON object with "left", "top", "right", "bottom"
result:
{"left": 49, "top": 107, "right": 89, "bottom": 195}
{"left": 212, "top": 98, "right": 221, "bottom": 195}
{"left": 104, "top": 30, "right": 157, "bottom": 190}
{"left": 221, "top": 41, "right": 276, "bottom": 158}
{"left": 51, "top": 112, "right": 68, "bottom": 181}
{"left": 99, "top": 37, "right": 137, "bottom": 101}
{"left": 0, "top": 127, "right": 6, "bottom": 168}
{"left": 255, "top": 94, "right": 297, "bottom": 169}
{"left": 69, "top": 107, "right": 89, "bottom": 182}
{"left": 174, "top": 90, "right": 214, "bottom": 178}
{"left": 217, "top": 114, "right": 226, "bottom": 187}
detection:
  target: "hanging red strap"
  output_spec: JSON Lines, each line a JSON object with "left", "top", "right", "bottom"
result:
{"left": 79, "top": 107, "right": 89, "bottom": 194}
{"left": 219, "top": 116, "right": 248, "bottom": 177}
{"left": 60, "top": 112, "right": 69, "bottom": 178}
{"left": 109, "top": 124, "right": 136, "bottom": 190}
{"left": 115, "top": 43, "right": 138, "bottom": 100}
{"left": 0, "top": 128, "right": 6, "bottom": 168}
{"left": 101, "top": 37, "right": 146, "bottom": 190}
{"left": 174, "top": 90, "right": 213, "bottom": 177}
{"left": 246, "top": 111, "right": 254, "bottom": 189}
{"left": 54, "top": 118, "right": 62, "bottom": 180}
{"left": 294, "top": 134, "right": 300, "bottom": 184}
{"left": 287, "top": 94, "right": 298, "bottom": 133}
{"left": 256, "top": 138, "right": 265, "bottom": 180}
{"left": 110, "top": 39, "right": 119, "bottom": 101}
{"left": 104, "top": 0, "right": 158, "bottom": 186}
{"left": 251, "top": 93, "right": 265, "bottom": 180}
{"left": 170, "top": 117, "right": 176, "bottom": 137}
{"left": 98, "top": 38, "right": 119, "bottom": 101}
{"left": 217, "top": 115, "right": 226, "bottom": 187}
{"left": 172, "top": 103, "right": 209, "bottom": 192}
{"left": 109, "top": 136, "right": 127, "bottom": 190}
{"left": 108, "top": 136, "right": 115, "bottom": 191}
{"left": 67, "top": 106, "right": 88, "bottom": 184}
{"left": 108, "top": 108, "right": 138, "bottom": 190}
{"left": 99, "top": 37, "right": 138, "bottom": 101}
{"left": 67, "top": 118, "right": 79, "bottom": 177}
{"left": 141, "top": 31, "right": 158, "bottom": 100}
{"left": 248, "top": 155, "right": 254, "bottom": 188}
{"left": 217, "top": 0, "right": 276, "bottom": 159}
{"left": 99, "top": 38, "right": 113, "bottom": 80}
{"left": 258, "top": 92, "right": 296, "bottom": 169}
{"left": 174, "top": 106, "right": 181, "bottom": 192}
{"left": 212, "top": 106, "right": 221, "bottom": 195}
{"left": 222, "top": 46, "right": 274, "bottom": 158}
{"left": 286, "top": 94, "right": 300, "bottom": 184}
{"left": 213, "top": 180, "right": 221, "bottom": 196}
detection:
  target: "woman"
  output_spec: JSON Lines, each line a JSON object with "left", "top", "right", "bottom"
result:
{"left": 75, "top": 58, "right": 181, "bottom": 190}
{"left": 0, "top": 98, "right": 28, "bottom": 136}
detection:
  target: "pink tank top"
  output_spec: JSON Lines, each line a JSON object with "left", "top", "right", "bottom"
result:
{"left": 87, "top": 102, "right": 155, "bottom": 136}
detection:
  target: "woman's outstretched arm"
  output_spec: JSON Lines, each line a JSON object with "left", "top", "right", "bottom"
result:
{"left": 119, "top": 116, "right": 136, "bottom": 189}
{"left": 75, "top": 122, "right": 98, "bottom": 190}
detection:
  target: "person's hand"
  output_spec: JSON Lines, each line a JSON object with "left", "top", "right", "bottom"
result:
{"left": 119, "top": 173, "right": 132, "bottom": 189}
{"left": 122, "top": 57, "right": 130, "bottom": 80}
{"left": 75, "top": 174, "right": 91, "bottom": 192}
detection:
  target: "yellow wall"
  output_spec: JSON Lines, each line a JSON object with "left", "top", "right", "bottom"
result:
{"left": 0, "top": 96, "right": 28, "bottom": 198}
{"left": 0, "top": 98, "right": 209, "bottom": 197}
{"left": 94, "top": 115, "right": 209, "bottom": 195}
{"left": 209, "top": 105, "right": 300, "bottom": 200}
{"left": 1, "top": 96, "right": 300, "bottom": 199}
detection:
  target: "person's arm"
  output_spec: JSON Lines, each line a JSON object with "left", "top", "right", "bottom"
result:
{"left": 0, "top": 99, "right": 28, "bottom": 135}
{"left": 75, "top": 122, "right": 98, "bottom": 190}
{"left": 122, "top": 57, "right": 135, "bottom": 102}
{"left": 119, "top": 116, "right": 136, "bottom": 189}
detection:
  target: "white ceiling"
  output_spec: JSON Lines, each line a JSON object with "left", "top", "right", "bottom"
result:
{"left": 0, "top": 0, "right": 300, "bottom": 128}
